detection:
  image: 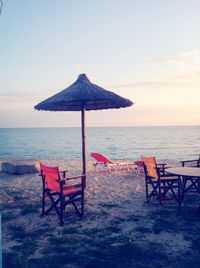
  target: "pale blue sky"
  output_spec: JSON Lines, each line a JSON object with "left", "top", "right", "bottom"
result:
{"left": 0, "top": 0, "right": 199, "bottom": 127}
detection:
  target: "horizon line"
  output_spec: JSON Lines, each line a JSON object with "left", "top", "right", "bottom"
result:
{"left": 0, "top": 124, "right": 199, "bottom": 129}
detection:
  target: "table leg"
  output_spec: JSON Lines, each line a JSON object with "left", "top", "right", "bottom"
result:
{"left": 177, "top": 176, "right": 186, "bottom": 216}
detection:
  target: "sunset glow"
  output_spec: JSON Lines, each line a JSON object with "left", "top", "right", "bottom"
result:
{"left": 0, "top": 1, "right": 199, "bottom": 127}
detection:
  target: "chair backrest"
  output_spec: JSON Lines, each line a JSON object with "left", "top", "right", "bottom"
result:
{"left": 198, "top": 154, "right": 200, "bottom": 167}
{"left": 141, "top": 156, "right": 158, "bottom": 179}
{"left": 181, "top": 154, "right": 200, "bottom": 167}
{"left": 40, "top": 162, "right": 60, "bottom": 192}
{"left": 91, "top": 153, "right": 113, "bottom": 164}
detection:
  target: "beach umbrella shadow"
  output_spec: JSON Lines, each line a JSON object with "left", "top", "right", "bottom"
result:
{"left": 34, "top": 74, "right": 133, "bottom": 186}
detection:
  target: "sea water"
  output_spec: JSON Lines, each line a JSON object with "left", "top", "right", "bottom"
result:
{"left": 0, "top": 126, "right": 199, "bottom": 162}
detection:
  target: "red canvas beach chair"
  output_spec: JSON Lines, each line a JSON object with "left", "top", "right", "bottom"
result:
{"left": 91, "top": 152, "right": 135, "bottom": 173}
{"left": 40, "top": 162, "right": 84, "bottom": 225}
{"left": 141, "top": 156, "right": 180, "bottom": 204}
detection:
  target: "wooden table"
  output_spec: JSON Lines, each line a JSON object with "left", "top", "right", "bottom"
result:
{"left": 166, "top": 167, "right": 200, "bottom": 214}
{"left": 166, "top": 167, "right": 200, "bottom": 178}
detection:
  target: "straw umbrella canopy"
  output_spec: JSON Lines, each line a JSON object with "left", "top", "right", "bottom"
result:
{"left": 34, "top": 74, "right": 133, "bottom": 183}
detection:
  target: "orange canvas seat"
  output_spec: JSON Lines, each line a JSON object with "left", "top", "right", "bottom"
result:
{"left": 40, "top": 162, "right": 85, "bottom": 225}
{"left": 142, "top": 156, "right": 180, "bottom": 204}
{"left": 91, "top": 152, "right": 135, "bottom": 173}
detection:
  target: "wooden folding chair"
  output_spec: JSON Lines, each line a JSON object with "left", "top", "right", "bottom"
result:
{"left": 179, "top": 155, "right": 200, "bottom": 196}
{"left": 40, "top": 162, "right": 85, "bottom": 226}
{"left": 142, "top": 156, "right": 180, "bottom": 204}
{"left": 177, "top": 156, "right": 200, "bottom": 215}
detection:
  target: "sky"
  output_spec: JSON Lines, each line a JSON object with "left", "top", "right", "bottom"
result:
{"left": 0, "top": 0, "right": 199, "bottom": 127}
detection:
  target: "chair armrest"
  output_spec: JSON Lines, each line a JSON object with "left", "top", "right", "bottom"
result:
{"left": 156, "top": 166, "right": 177, "bottom": 177}
{"left": 156, "top": 163, "right": 167, "bottom": 176}
{"left": 58, "top": 174, "right": 86, "bottom": 183}
{"left": 156, "top": 163, "right": 167, "bottom": 168}
{"left": 180, "top": 159, "right": 199, "bottom": 167}
{"left": 39, "top": 170, "right": 68, "bottom": 178}
{"left": 60, "top": 170, "right": 68, "bottom": 178}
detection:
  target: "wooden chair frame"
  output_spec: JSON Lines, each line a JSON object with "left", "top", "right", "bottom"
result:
{"left": 181, "top": 155, "right": 200, "bottom": 168}
{"left": 177, "top": 176, "right": 200, "bottom": 215}
{"left": 178, "top": 155, "right": 200, "bottom": 214}
{"left": 142, "top": 158, "right": 181, "bottom": 204}
{"left": 40, "top": 163, "right": 85, "bottom": 226}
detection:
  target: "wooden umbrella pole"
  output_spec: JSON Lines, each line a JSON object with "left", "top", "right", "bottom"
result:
{"left": 81, "top": 102, "right": 86, "bottom": 188}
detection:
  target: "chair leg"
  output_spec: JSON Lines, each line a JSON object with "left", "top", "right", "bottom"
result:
{"left": 70, "top": 192, "right": 84, "bottom": 218}
{"left": 45, "top": 197, "right": 60, "bottom": 215}
{"left": 126, "top": 164, "right": 130, "bottom": 171}
{"left": 158, "top": 181, "right": 162, "bottom": 204}
{"left": 167, "top": 182, "right": 179, "bottom": 201}
{"left": 114, "top": 164, "right": 119, "bottom": 172}
{"left": 59, "top": 193, "right": 64, "bottom": 226}
{"left": 108, "top": 165, "right": 113, "bottom": 173}
{"left": 46, "top": 192, "right": 63, "bottom": 225}
{"left": 177, "top": 196, "right": 183, "bottom": 216}
{"left": 145, "top": 180, "right": 149, "bottom": 202}
{"left": 41, "top": 189, "right": 45, "bottom": 216}
{"left": 81, "top": 190, "right": 84, "bottom": 217}
{"left": 177, "top": 177, "right": 186, "bottom": 216}
{"left": 178, "top": 179, "right": 181, "bottom": 202}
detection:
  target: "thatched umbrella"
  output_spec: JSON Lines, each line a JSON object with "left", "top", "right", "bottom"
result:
{"left": 34, "top": 74, "right": 133, "bottom": 185}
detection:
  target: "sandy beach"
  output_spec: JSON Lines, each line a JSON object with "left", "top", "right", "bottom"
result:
{"left": 0, "top": 158, "right": 200, "bottom": 268}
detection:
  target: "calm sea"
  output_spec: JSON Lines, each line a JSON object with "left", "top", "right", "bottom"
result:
{"left": 0, "top": 126, "right": 199, "bottom": 162}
